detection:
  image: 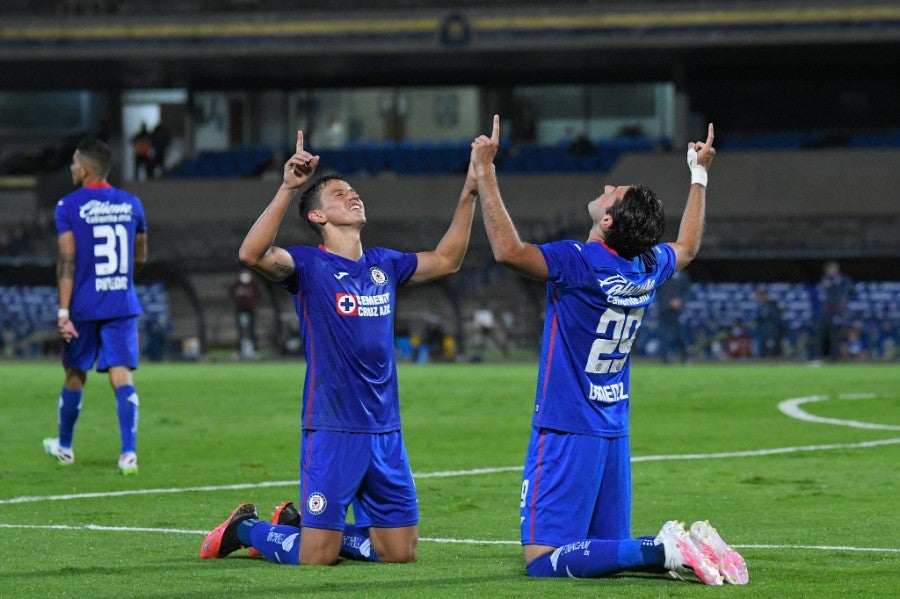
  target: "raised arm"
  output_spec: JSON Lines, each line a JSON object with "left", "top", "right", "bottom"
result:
{"left": 667, "top": 123, "right": 715, "bottom": 271}
{"left": 407, "top": 160, "right": 479, "bottom": 285}
{"left": 238, "top": 131, "right": 319, "bottom": 282}
{"left": 471, "top": 115, "right": 548, "bottom": 280}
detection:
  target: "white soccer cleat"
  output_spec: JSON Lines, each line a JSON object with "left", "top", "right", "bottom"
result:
{"left": 118, "top": 451, "right": 138, "bottom": 475}
{"left": 42, "top": 437, "right": 74, "bottom": 466}
{"left": 655, "top": 520, "right": 723, "bottom": 585}
{"left": 689, "top": 520, "right": 749, "bottom": 585}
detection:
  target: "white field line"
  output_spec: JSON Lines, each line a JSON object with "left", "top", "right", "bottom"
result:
{"left": 778, "top": 394, "right": 900, "bottom": 431}
{"left": 2, "top": 393, "right": 897, "bottom": 554}
{"left": 0, "top": 523, "right": 897, "bottom": 554}
{"left": 7, "top": 431, "right": 897, "bottom": 507}
{"left": 3, "top": 438, "right": 899, "bottom": 506}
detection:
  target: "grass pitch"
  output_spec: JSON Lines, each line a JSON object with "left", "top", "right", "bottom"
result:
{"left": 1, "top": 360, "right": 898, "bottom": 598}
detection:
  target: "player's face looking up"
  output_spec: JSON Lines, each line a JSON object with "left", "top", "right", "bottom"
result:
{"left": 321, "top": 179, "right": 365, "bottom": 223}
{"left": 588, "top": 184, "right": 630, "bottom": 224}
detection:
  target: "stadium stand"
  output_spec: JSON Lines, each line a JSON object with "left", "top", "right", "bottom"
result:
{"left": 166, "top": 137, "right": 674, "bottom": 179}
{"left": 596, "top": 281, "right": 898, "bottom": 361}
{"left": 0, "top": 0, "right": 896, "bottom": 362}
{"left": 0, "top": 283, "right": 170, "bottom": 358}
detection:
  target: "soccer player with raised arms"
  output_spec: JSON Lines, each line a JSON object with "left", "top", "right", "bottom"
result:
{"left": 43, "top": 138, "right": 147, "bottom": 476}
{"left": 470, "top": 116, "right": 748, "bottom": 585}
{"left": 200, "top": 130, "right": 478, "bottom": 565}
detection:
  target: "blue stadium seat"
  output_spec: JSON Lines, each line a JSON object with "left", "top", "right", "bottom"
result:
{"left": 0, "top": 284, "right": 170, "bottom": 356}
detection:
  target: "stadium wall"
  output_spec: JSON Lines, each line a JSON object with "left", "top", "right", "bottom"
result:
{"left": 128, "top": 147, "right": 899, "bottom": 223}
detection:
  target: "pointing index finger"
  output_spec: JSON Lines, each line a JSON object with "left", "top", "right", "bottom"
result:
{"left": 296, "top": 130, "right": 304, "bottom": 154}
{"left": 706, "top": 123, "right": 715, "bottom": 145}
{"left": 491, "top": 114, "right": 500, "bottom": 143}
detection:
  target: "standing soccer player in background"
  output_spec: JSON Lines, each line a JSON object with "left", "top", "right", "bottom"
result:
{"left": 200, "top": 130, "right": 477, "bottom": 566}
{"left": 470, "top": 116, "right": 747, "bottom": 585}
{"left": 43, "top": 138, "right": 148, "bottom": 476}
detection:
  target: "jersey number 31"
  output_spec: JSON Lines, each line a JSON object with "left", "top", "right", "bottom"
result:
{"left": 93, "top": 224, "right": 130, "bottom": 276}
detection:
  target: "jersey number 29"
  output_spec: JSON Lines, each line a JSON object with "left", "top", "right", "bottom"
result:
{"left": 584, "top": 306, "right": 644, "bottom": 373}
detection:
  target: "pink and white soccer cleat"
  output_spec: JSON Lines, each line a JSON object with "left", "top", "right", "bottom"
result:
{"left": 689, "top": 520, "right": 749, "bottom": 585}
{"left": 655, "top": 520, "right": 724, "bottom": 585}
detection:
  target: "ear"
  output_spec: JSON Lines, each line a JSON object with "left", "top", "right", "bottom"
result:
{"left": 600, "top": 213, "right": 613, "bottom": 230}
{"left": 308, "top": 210, "right": 326, "bottom": 225}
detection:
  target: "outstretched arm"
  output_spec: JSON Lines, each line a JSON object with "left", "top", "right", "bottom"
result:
{"left": 668, "top": 123, "right": 715, "bottom": 271}
{"left": 471, "top": 115, "right": 548, "bottom": 280}
{"left": 408, "top": 160, "right": 479, "bottom": 284}
{"left": 239, "top": 131, "right": 319, "bottom": 282}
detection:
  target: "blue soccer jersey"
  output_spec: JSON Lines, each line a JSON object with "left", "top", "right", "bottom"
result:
{"left": 533, "top": 240, "right": 677, "bottom": 436}
{"left": 282, "top": 245, "right": 418, "bottom": 433}
{"left": 55, "top": 182, "right": 147, "bottom": 321}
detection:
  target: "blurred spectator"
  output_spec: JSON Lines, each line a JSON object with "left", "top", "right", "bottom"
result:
{"left": 150, "top": 123, "right": 171, "bottom": 177}
{"left": 472, "top": 306, "right": 508, "bottom": 360}
{"left": 874, "top": 320, "right": 896, "bottom": 361}
{"left": 143, "top": 315, "right": 170, "bottom": 362}
{"left": 512, "top": 101, "right": 537, "bottom": 143}
{"left": 259, "top": 152, "right": 285, "bottom": 182}
{"left": 418, "top": 315, "right": 445, "bottom": 363}
{"left": 278, "top": 315, "right": 302, "bottom": 356}
{"left": 839, "top": 322, "right": 870, "bottom": 361}
{"left": 442, "top": 333, "right": 457, "bottom": 361}
{"left": 131, "top": 123, "right": 153, "bottom": 181}
{"left": 316, "top": 113, "right": 346, "bottom": 149}
{"left": 816, "top": 261, "right": 854, "bottom": 361}
{"left": 754, "top": 285, "right": 783, "bottom": 357}
{"left": 394, "top": 320, "right": 413, "bottom": 361}
{"left": 568, "top": 133, "right": 595, "bottom": 157}
{"left": 230, "top": 268, "right": 262, "bottom": 359}
{"left": 723, "top": 319, "right": 752, "bottom": 358}
{"left": 657, "top": 269, "right": 691, "bottom": 363}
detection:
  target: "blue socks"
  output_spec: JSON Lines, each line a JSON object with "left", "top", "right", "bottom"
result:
{"left": 59, "top": 386, "right": 138, "bottom": 454}
{"left": 236, "top": 522, "right": 380, "bottom": 565}
{"left": 239, "top": 521, "right": 301, "bottom": 565}
{"left": 114, "top": 385, "right": 139, "bottom": 453}
{"left": 340, "top": 524, "right": 379, "bottom": 562}
{"left": 525, "top": 538, "right": 665, "bottom": 578}
{"left": 58, "top": 388, "right": 82, "bottom": 448}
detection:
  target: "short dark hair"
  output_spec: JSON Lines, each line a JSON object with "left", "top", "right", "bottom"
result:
{"left": 603, "top": 185, "right": 665, "bottom": 260}
{"left": 299, "top": 174, "right": 344, "bottom": 238}
{"left": 76, "top": 138, "right": 112, "bottom": 177}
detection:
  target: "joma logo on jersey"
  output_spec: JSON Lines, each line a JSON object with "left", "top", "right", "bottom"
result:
{"left": 335, "top": 293, "right": 392, "bottom": 317}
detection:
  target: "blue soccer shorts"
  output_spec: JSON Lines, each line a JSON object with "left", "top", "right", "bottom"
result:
{"left": 62, "top": 316, "right": 139, "bottom": 372}
{"left": 299, "top": 429, "right": 418, "bottom": 531}
{"left": 520, "top": 428, "right": 632, "bottom": 547}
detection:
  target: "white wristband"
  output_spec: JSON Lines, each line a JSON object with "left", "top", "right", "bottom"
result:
{"left": 687, "top": 147, "right": 708, "bottom": 187}
{"left": 690, "top": 167, "right": 708, "bottom": 187}
{"left": 58, "top": 309, "right": 69, "bottom": 319}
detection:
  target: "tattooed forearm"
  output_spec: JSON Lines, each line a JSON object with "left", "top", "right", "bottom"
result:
{"left": 57, "top": 254, "right": 75, "bottom": 281}
{"left": 274, "top": 262, "right": 294, "bottom": 275}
